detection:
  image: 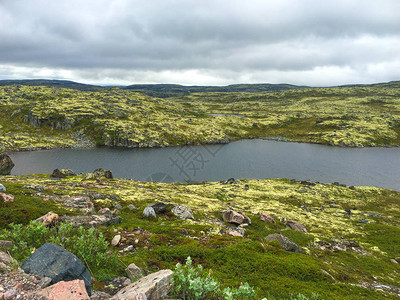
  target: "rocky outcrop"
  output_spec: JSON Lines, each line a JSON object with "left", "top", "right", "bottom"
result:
{"left": 23, "top": 111, "right": 74, "bottom": 131}
{"left": 51, "top": 168, "right": 76, "bottom": 178}
{"left": 60, "top": 215, "right": 122, "bottom": 228}
{"left": 222, "top": 209, "right": 251, "bottom": 225}
{"left": 111, "top": 269, "right": 173, "bottom": 300}
{"left": 0, "top": 153, "right": 14, "bottom": 175}
{"left": 35, "top": 279, "right": 90, "bottom": 300}
{"left": 285, "top": 220, "right": 307, "bottom": 233}
{"left": 22, "top": 243, "right": 92, "bottom": 295}
{"left": 265, "top": 233, "right": 302, "bottom": 253}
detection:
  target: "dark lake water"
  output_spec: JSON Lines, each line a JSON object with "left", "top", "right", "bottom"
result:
{"left": 9, "top": 139, "right": 400, "bottom": 191}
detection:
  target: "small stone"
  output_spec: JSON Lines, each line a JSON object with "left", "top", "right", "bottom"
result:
{"left": 115, "top": 203, "right": 122, "bottom": 210}
{"left": 358, "top": 219, "right": 369, "bottom": 224}
{"left": 98, "top": 207, "right": 111, "bottom": 215}
{"left": 265, "top": 233, "right": 302, "bottom": 253}
{"left": 0, "top": 184, "right": 5, "bottom": 193}
{"left": 126, "top": 263, "right": 143, "bottom": 281}
{"left": 285, "top": 220, "right": 307, "bottom": 232}
{"left": 33, "top": 211, "right": 59, "bottom": 227}
{"left": 128, "top": 204, "right": 136, "bottom": 210}
{"left": 112, "top": 235, "right": 121, "bottom": 246}
{"left": 390, "top": 259, "right": 398, "bottom": 264}
{"left": 221, "top": 209, "right": 251, "bottom": 225}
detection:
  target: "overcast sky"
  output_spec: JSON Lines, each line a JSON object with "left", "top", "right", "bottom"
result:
{"left": 0, "top": 0, "right": 399, "bottom": 86}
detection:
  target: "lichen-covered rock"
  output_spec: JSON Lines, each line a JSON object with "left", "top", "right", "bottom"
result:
{"left": 0, "top": 193, "right": 14, "bottom": 203}
{"left": 126, "top": 263, "right": 143, "bottom": 281}
{"left": 285, "top": 220, "right": 307, "bottom": 233}
{"left": 221, "top": 209, "right": 251, "bottom": 225}
{"left": 22, "top": 243, "right": 92, "bottom": 295}
{"left": 172, "top": 204, "right": 194, "bottom": 220}
{"left": 33, "top": 211, "right": 59, "bottom": 227}
{"left": 0, "top": 153, "right": 14, "bottom": 175}
{"left": 111, "top": 269, "right": 173, "bottom": 300}
{"left": 265, "top": 233, "right": 302, "bottom": 253}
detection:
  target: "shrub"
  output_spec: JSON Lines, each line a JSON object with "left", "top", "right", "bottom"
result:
{"left": 170, "top": 256, "right": 256, "bottom": 300}
{"left": 0, "top": 221, "right": 119, "bottom": 280}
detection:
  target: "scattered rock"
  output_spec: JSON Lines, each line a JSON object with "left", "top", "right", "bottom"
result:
{"left": 115, "top": 203, "right": 122, "bottom": 210}
{"left": 285, "top": 220, "right": 307, "bottom": 232}
{"left": 300, "top": 180, "right": 316, "bottom": 187}
{"left": 33, "top": 211, "right": 59, "bottom": 227}
{"left": 51, "top": 168, "right": 76, "bottom": 178}
{"left": 0, "top": 153, "right": 14, "bottom": 175}
{"left": 0, "top": 251, "right": 17, "bottom": 272}
{"left": 221, "top": 209, "right": 251, "bottom": 225}
{"left": 102, "top": 277, "right": 132, "bottom": 296}
{"left": 260, "top": 213, "right": 275, "bottom": 224}
{"left": 128, "top": 204, "right": 136, "bottom": 210}
{"left": 111, "top": 269, "right": 173, "bottom": 300}
{"left": 358, "top": 219, "right": 369, "bottom": 224}
{"left": 126, "top": 263, "right": 143, "bottom": 281}
{"left": 0, "top": 193, "right": 14, "bottom": 203}
{"left": 395, "top": 257, "right": 400, "bottom": 264}
{"left": 244, "top": 184, "right": 249, "bottom": 190}
{"left": 44, "top": 195, "right": 95, "bottom": 215}
{"left": 90, "top": 291, "right": 113, "bottom": 300}
{"left": 390, "top": 259, "right": 398, "bottom": 264}
{"left": 112, "top": 235, "right": 122, "bottom": 246}
{"left": 143, "top": 206, "right": 156, "bottom": 218}
{"left": 221, "top": 178, "right": 237, "bottom": 184}
{"left": 60, "top": 215, "right": 122, "bottom": 228}
{"left": 22, "top": 185, "right": 45, "bottom": 192}
{"left": 98, "top": 207, "right": 111, "bottom": 215}
{"left": 0, "top": 183, "right": 6, "bottom": 192}
{"left": 172, "top": 204, "right": 194, "bottom": 220}
{"left": 36, "top": 279, "right": 90, "bottom": 300}
{"left": 316, "top": 238, "right": 366, "bottom": 254}
{"left": 265, "top": 233, "right": 302, "bottom": 253}
{"left": 22, "top": 243, "right": 92, "bottom": 295}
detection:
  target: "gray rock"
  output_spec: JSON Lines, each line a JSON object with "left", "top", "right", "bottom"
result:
{"left": 115, "top": 203, "right": 122, "bottom": 210}
{"left": 0, "top": 184, "right": 5, "bottom": 193}
{"left": 51, "top": 168, "right": 76, "bottom": 178}
{"left": 111, "top": 235, "right": 122, "bottom": 246}
{"left": 22, "top": 184, "right": 44, "bottom": 192}
{"left": 128, "top": 204, "right": 136, "bottom": 210}
{"left": 148, "top": 202, "right": 168, "bottom": 214}
{"left": 60, "top": 215, "right": 122, "bottom": 228}
{"left": 172, "top": 204, "right": 194, "bottom": 220}
{"left": 0, "top": 153, "right": 14, "bottom": 175}
{"left": 221, "top": 209, "right": 251, "bottom": 225}
{"left": 111, "top": 269, "right": 173, "bottom": 300}
{"left": 126, "top": 263, "right": 143, "bottom": 281}
{"left": 143, "top": 207, "right": 156, "bottom": 218}
{"left": 265, "top": 233, "right": 302, "bottom": 253}
{"left": 22, "top": 243, "right": 92, "bottom": 295}
{"left": 285, "top": 220, "right": 307, "bottom": 232}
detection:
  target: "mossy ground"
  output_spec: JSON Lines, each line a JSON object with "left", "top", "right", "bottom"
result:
{"left": 1, "top": 174, "right": 399, "bottom": 299}
{"left": 1, "top": 83, "right": 400, "bottom": 152}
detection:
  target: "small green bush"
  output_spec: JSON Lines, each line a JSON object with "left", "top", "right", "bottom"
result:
{"left": 170, "top": 256, "right": 256, "bottom": 300}
{"left": 0, "top": 221, "right": 120, "bottom": 280}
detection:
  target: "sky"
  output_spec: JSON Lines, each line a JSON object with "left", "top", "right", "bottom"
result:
{"left": 0, "top": 0, "right": 399, "bottom": 86}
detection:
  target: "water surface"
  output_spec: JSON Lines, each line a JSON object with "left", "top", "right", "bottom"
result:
{"left": 9, "top": 139, "right": 400, "bottom": 191}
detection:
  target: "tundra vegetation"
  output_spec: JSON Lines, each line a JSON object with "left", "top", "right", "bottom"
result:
{"left": 0, "top": 82, "right": 400, "bottom": 298}
{"left": 0, "top": 81, "right": 399, "bottom": 151}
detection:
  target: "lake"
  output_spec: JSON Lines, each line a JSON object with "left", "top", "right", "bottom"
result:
{"left": 9, "top": 139, "right": 400, "bottom": 191}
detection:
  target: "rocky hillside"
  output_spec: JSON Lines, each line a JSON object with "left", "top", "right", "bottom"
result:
{"left": 0, "top": 82, "right": 400, "bottom": 152}
{"left": 1, "top": 170, "right": 400, "bottom": 299}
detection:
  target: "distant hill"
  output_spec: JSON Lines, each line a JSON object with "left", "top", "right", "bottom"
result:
{"left": 0, "top": 79, "right": 103, "bottom": 91}
{"left": 122, "top": 83, "right": 309, "bottom": 97}
{"left": 338, "top": 80, "right": 400, "bottom": 89}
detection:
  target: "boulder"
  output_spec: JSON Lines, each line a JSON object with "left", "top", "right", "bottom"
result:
{"left": 33, "top": 211, "right": 59, "bottom": 227}
{"left": 265, "top": 233, "right": 302, "bottom": 253}
{"left": 51, "top": 168, "right": 76, "bottom": 178}
{"left": 0, "top": 184, "right": 6, "bottom": 192}
{"left": 0, "top": 153, "right": 14, "bottom": 175}
{"left": 111, "top": 269, "right": 173, "bottom": 300}
{"left": 36, "top": 279, "right": 90, "bottom": 300}
{"left": 172, "top": 204, "right": 194, "bottom": 220}
{"left": 143, "top": 206, "right": 156, "bottom": 218}
{"left": 0, "top": 193, "right": 14, "bottom": 203}
{"left": 126, "top": 263, "right": 143, "bottom": 281}
{"left": 22, "top": 243, "right": 92, "bottom": 295}
{"left": 221, "top": 209, "right": 251, "bottom": 225}
{"left": 285, "top": 220, "right": 307, "bottom": 233}
{"left": 148, "top": 202, "right": 168, "bottom": 214}
{"left": 260, "top": 213, "right": 275, "bottom": 224}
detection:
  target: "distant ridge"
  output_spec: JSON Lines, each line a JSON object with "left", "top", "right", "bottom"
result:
{"left": 0, "top": 79, "right": 103, "bottom": 91}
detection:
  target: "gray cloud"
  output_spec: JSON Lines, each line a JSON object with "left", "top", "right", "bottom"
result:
{"left": 0, "top": 0, "right": 399, "bottom": 85}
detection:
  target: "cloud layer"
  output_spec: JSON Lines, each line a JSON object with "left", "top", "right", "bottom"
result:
{"left": 1, "top": 0, "right": 399, "bottom": 86}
